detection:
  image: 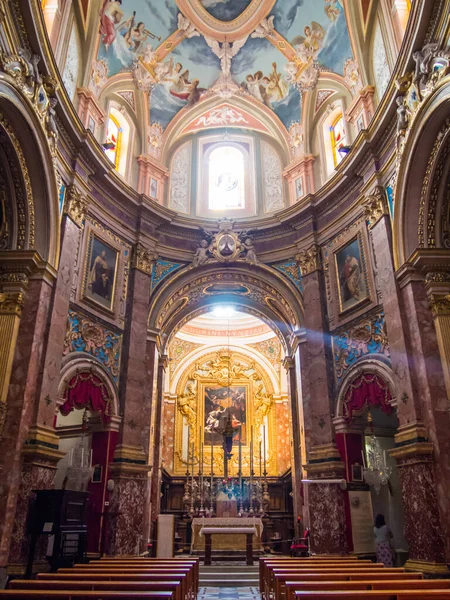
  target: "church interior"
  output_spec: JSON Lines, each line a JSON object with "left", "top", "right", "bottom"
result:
{"left": 1, "top": 0, "right": 450, "bottom": 590}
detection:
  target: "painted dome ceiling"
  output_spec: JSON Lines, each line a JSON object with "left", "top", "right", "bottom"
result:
{"left": 95, "top": 0, "right": 354, "bottom": 131}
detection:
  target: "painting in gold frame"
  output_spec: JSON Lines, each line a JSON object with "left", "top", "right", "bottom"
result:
{"left": 82, "top": 230, "right": 119, "bottom": 313}
{"left": 204, "top": 385, "right": 247, "bottom": 446}
{"left": 334, "top": 234, "right": 369, "bottom": 314}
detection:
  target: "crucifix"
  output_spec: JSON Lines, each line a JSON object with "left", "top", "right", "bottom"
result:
{"left": 215, "top": 411, "right": 239, "bottom": 480}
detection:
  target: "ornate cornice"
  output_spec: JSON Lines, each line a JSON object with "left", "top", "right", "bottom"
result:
{"left": 63, "top": 185, "right": 88, "bottom": 227}
{"left": 363, "top": 186, "right": 389, "bottom": 228}
{"left": 296, "top": 244, "right": 321, "bottom": 276}
{"left": 430, "top": 293, "right": 450, "bottom": 316}
{"left": 132, "top": 243, "right": 156, "bottom": 275}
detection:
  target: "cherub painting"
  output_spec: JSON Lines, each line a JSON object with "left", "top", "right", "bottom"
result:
{"left": 99, "top": 0, "right": 160, "bottom": 61}
{"left": 324, "top": 0, "right": 342, "bottom": 22}
{"left": 242, "top": 63, "right": 288, "bottom": 108}
{"left": 291, "top": 22, "right": 326, "bottom": 65}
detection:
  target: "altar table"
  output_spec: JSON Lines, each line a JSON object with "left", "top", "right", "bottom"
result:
{"left": 191, "top": 518, "right": 263, "bottom": 554}
{"left": 200, "top": 527, "right": 257, "bottom": 565}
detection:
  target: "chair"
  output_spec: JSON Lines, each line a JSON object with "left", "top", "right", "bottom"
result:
{"left": 290, "top": 528, "right": 310, "bottom": 557}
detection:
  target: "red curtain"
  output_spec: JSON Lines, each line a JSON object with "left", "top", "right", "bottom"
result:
{"left": 343, "top": 373, "right": 392, "bottom": 423}
{"left": 60, "top": 371, "right": 112, "bottom": 423}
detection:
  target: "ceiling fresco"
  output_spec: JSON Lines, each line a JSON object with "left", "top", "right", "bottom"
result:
{"left": 96, "top": 0, "right": 354, "bottom": 133}
{"left": 200, "top": 0, "right": 253, "bottom": 22}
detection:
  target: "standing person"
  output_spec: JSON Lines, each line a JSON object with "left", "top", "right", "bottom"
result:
{"left": 374, "top": 514, "right": 395, "bottom": 566}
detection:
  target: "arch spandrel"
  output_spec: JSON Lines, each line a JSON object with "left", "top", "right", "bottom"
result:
{"left": 148, "top": 262, "right": 304, "bottom": 355}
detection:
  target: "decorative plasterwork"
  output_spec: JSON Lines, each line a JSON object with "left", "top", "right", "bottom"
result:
{"left": 271, "top": 259, "right": 303, "bottom": 293}
{"left": 248, "top": 337, "right": 282, "bottom": 368}
{"left": 363, "top": 186, "right": 389, "bottom": 228}
{"left": 0, "top": 48, "right": 59, "bottom": 156}
{"left": 117, "top": 90, "right": 135, "bottom": 112}
{"left": 394, "top": 43, "right": 450, "bottom": 191}
{"left": 0, "top": 112, "right": 35, "bottom": 249}
{"left": 332, "top": 309, "right": 390, "bottom": 384}
{"left": 63, "top": 309, "right": 123, "bottom": 383}
{"left": 151, "top": 259, "right": 185, "bottom": 293}
{"left": 181, "top": 103, "right": 270, "bottom": 136}
{"left": 168, "top": 337, "right": 203, "bottom": 377}
{"left": 63, "top": 185, "right": 88, "bottom": 227}
{"left": 296, "top": 244, "right": 321, "bottom": 276}
{"left": 132, "top": 243, "right": 157, "bottom": 276}
{"left": 315, "top": 89, "right": 334, "bottom": 113}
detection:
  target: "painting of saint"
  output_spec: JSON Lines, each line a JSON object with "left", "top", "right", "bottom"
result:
{"left": 84, "top": 233, "right": 119, "bottom": 311}
{"left": 335, "top": 237, "right": 368, "bottom": 312}
{"left": 204, "top": 386, "right": 247, "bottom": 446}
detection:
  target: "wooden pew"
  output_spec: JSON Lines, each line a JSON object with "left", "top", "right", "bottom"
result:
{"left": 259, "top": 558, "right": 373, "bottom": 594}
{"left": 37, "top": 571, "right": 189, "bottom": 600}
{"left": 293, "top": 592, "right": 450, "bottom": 599}
{"left": 0, "top": 591, "right": 174, "bottom": 599}
{"left": 10, "top": 580, "right": 182, "bottom": 600}
{"left": 268, "top": 567, "right": 404, "bottom": 600}
{"left": 48, "top": 569, "right": 193, "bottom": 600}
{"left": 84, "top": 559, "right": 199, "bottom": 592}
{"left": 285, "top": 578, "right": 448, "bottom": 600}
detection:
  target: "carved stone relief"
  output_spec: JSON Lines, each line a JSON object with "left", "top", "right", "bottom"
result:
{"left": 261, "top": 141, "right": 284, "bottom": 213}
{"left": 169, "top": 141, "right": 191, "bottom": 214}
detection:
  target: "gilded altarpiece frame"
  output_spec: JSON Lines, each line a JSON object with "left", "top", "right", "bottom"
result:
{"left": 173, "top": 350, "right": 276, "bottom": 477}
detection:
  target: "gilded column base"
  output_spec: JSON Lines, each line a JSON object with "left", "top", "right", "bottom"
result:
{"left": 404, "top": 559, "right": 450, "bottom": 576}
{"left": 304, "top": 443, "right": 346, "bottom": 478}
{"left": 21, "top": 424, "right": 64, "bottom": 465}
{"left": 109, "top": 444, "right": 151, "bottom": 475}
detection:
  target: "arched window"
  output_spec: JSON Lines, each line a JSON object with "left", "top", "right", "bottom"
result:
{"left": 330, "top": 115, "right": 347, "bottom": 167}
{"left": 208, "top": 145, "right": 245, "bottom": 211}
{"left": 104, "top": 107, "right": 131, "bottom": 177}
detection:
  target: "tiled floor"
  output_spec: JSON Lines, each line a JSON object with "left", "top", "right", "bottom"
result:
{"left": 198, "top": 587, "right": 260, "bottom": 600}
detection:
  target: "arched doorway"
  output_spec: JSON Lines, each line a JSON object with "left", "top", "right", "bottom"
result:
{"left": 55, "top": 365, "right": 120, "bottom": 555}
{"left": 334, "top": 363, "right": 407, "bottom": 561}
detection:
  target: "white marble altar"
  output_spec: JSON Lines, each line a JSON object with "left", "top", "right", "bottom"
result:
{"left": 191, "top": 517, "right": 263, "bottom": 552}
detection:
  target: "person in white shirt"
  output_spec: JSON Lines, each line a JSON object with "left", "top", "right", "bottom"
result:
{"left": 374, "top": 514, "right": 394, "bottom": 566}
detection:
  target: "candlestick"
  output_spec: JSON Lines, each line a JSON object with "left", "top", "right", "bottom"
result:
{"left": 361, "top": 449, "right": 366, "bottom": 469}
{"left": 259, "top": 440, "right": 262, "bottom": 481}
{"left": 263, "top": 425, "right": 266, "bottom": 475}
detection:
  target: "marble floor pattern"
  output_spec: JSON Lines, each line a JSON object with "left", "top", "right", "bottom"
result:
{"left": 198, "top": 587, "right": 260, "bottom": 600}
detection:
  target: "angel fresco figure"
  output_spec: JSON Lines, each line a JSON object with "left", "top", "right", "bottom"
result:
{"left": 205, "top": 36, "right": 248, "bottom": 78}
{"left": 99, "top": 0, "right": 125, "bottom": 50}
{"left": 324, "top": 0, "right": 341, "bottom": 22}
{"left": 292, "top": 22, "right": 325, "bottom": 64}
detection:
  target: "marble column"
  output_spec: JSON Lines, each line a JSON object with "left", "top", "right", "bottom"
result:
{"left": 296, "top": 244, "right": 347, "bottom": 554}
{"left": 107, "top": 244, "right": 155, "bottom": 555}
{"left": 150, "top": 355, "right": 168, "bottom": 524}
{"left": 283, "top": 353, "right": 303, "bottom": 524}
{"left": 0, "top": 252, "right": 61, "bottom": 566}
{"left": 365, "top": 189, "right": 450, "bottom": 571}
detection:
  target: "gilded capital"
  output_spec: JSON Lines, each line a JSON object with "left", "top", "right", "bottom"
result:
{"left": 424, "top": 270, "right": 450, "bottom": 285}
{"left": 430, "top": 293, "right": 450, "bottom": 317}
{"left": 296, "top": 244, "right": 321, "bottom": 276}
{"left": 363, "top": 186, "right": 389, "bottom": 228}
{"left": 0, "top": 291, "right": 24, "bottom": 316}
{"left": 63, "top": 185, "right": 89, "bottom": 227}
{"left": 132, "top": 242, "right": 156, "bottom": 275}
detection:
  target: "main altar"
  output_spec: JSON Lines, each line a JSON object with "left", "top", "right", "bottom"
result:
{"left": 191, "top": 517, "right": 264, "bottom": 552}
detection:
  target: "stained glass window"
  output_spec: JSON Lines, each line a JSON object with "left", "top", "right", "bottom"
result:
{"left": 104, "top": 114, "right": 122, "bottom": 168}
{"left": 208, "top": 145, "right": 245, "bottom": 210}
{"left": 330, "top": 115, "right": 347, "bottom": 167}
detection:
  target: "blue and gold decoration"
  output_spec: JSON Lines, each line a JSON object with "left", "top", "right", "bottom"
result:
{"left": 272, "top": 259, "right": 303, "bottom": 293}
{"left": 64, "top": 310, "right": 123, "bottom": 383}
{"left": 332, "top": 310, "right": 390, "bottom": 384}
{"left": 151, "top": 258, "right": 185, "bottom": 293}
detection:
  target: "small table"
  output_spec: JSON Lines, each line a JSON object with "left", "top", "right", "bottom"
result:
{"left": 200, "top": 526, "right": 257, "bottom": 566}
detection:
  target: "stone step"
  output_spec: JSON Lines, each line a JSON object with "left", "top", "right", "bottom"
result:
{"left": 199, "top": 565, "right": 259, "bottom": 587}
{"left": 199, "top": 579, "right": 259, "bottom": 588}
